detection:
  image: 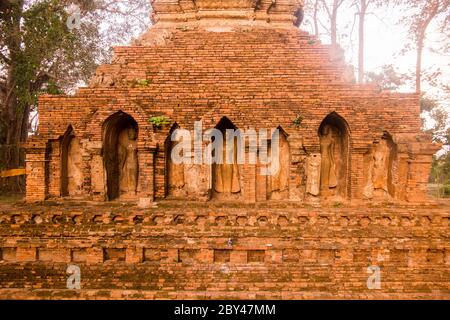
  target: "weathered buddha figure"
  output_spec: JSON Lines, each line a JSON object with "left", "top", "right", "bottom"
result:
{"left": 363, "top": 138, "right": 390, "bottom": 199}
{"left": 320, "top": 125, "right": 338, "bottom": 191}
{"left": 214, "top": 136, "right": 240, "bottom": 194}
{"left": 67, "top": 137, "right": 83, "bottom": 195}
{"left": 306, "top": 153, "right": 321, "bottom": 196}
{"left": 269, "top": 133, "right": 289, "bottom": 196}
{"left": 372, "top": 138, "right": 389, "bottom": 192}
{"left": 118, "top": 127, "right": 138, "bottom": 196}
{"left": 168, "top": 139, "right": 185, "bottom": 193}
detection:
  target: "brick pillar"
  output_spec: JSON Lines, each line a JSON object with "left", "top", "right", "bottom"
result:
{"left": 406, "top": 156, "right": 434, "bottom": 202}
{"left": 198, "top": 249, "right": 214, "bottom": 263}
{"left": 137, "top": 147, "right": 156, "bottom": 207}
{"left": 242, "top": 163, "right": 256, "bottom": 203}
{"left": 25, "top": 144, "right": 47, "bottom": 202}
{"left": 89, "top": 147, "right": 106, "bottom": 201}
{"left": 126, "top": 247, "right": 143, "bottom": 264}
{"left": 266, "top": 250, "right": 282, "bottom": 264}
{"left": 230, "top": 250, "right": 247, "bottom": 263}
{"left": 288, "top": 136, "right": 305, "bottom": 201}
{"left": 242, "top": 144, "right": 257, "bottom": 203}
{"left": 47, "top": 140, "right": 61, "bottom": 197}
{"left": 351, "top": 149, "right": 365, "bottom": 200}
{"left": 255, "top": 162, "right": 267, "bottom": 202}
{"left": 16, "top": 247, "right": 37, "bottom": 262}
{"left": 406, "top": 138, "right": 441, "bottom": 202}
{"left": 396, "top": 151, "right": 409, "bottom": 201}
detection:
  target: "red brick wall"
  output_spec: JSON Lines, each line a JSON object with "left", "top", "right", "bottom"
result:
{"left": 26, "top": 27, "right": 439, "bottom": 203}
{"left": 0, "top": 203, "right": 448, "bottom": 299}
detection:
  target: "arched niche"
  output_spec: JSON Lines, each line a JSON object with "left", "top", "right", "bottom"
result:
{"left": 102, "top": 111, "right": 139, "bottom": 201}
{"left": 212, "top": 117, "right": 242, "bottom": 200}
{"left": 267, "top": 127, "right": 290, "bottom": 200}
{"left": 61, "top": 126, "right": 83, "bottom": 197}
{"left": 363, "top": 132, "right": 398, "bottom": 199}
{"left": 318, "top": 112, "right": 350, "bottom": 200}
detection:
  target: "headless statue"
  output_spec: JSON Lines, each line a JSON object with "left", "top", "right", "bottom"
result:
{"left": 118, "top": 127, "right": 138, "bottom": 196}
{"left": 214, "top": 137, "right": 240, "bottom": 194}
{"left": 320, "top": 125, "right": 338, "bottom": 190}
{"left": 372, "top": 139, "right": 389, "bottom": 192}
{"left": 67, "top": 137, "right": 83, "bottom": 195}
{"left": 306, "top": 153, "right": 321, "bottom": 196}
{"left": 270, "top": 135, "right": 289, "bottom": 193}
{"left": 364, "top": 139, "right": 390, "bottom": 199}
{"left": 168, "top": 140, "right": 185, "bottom": 190}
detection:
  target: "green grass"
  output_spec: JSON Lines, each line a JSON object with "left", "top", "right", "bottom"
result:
{"left": 0, "top": 194, "right": 24, "bottom": 204}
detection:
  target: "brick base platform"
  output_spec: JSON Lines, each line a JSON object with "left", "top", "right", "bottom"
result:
{"left": 0, "top": 200, "right": 449, "bottom": 300}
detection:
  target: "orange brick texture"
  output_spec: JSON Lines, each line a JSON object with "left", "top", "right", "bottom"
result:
{"left": 11, "top": 0, "right": 447, "bottom": 300}
{"left": 25, "top": 22, "right": 439, "bottom": 203}
{"left": 0, "top": 203, "right": 449, "bottom": 299}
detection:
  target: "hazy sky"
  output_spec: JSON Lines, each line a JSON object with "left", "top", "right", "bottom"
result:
{"left": 302, "top": 3, "right": 449, "bottom": 109}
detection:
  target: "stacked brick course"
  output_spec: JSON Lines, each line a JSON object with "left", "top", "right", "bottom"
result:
{"left": 0, "top": 201, "right": 449, "bottom": 299}
{"left": 9, "top": 0, "right": 448, "bottom": 299}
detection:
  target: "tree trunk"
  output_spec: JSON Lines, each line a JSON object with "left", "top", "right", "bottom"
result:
{"left": 331, "top": 0, "right": 339, "bottom": 46}
{"left": 415, "top": 2, "right": 439, "bottom": 94}
{"left": 313, "top": 0, "right": 319, "bottom": 38}
{"left": 358, "top": 0, "right": 367, "bottom": 84}
{"left": 416, "top": 36, "right": 424, "bottom": 94}
{"left": 1, "top": 0, "right": 26, "bottom": 191}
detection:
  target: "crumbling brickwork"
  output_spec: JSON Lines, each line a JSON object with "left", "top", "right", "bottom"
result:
{"left": 5, "top": 0, "right": 447, "bottom": 299}
{"left": 0, "top": 202, "right": 449, "bottom": 299}
{"left": 25, "top": 0, "right": 439, "bottom": 204}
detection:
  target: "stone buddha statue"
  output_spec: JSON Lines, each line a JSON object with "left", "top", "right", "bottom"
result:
{"left": 118, "top": 127, "right": 138, "bottom": 196}
{"left": 320, "top": 125, "right": 338, "bottom": 191}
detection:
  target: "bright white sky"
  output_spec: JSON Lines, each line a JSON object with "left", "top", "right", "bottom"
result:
{"left": 301, "top": 3, "right": 449, "bottom": 109}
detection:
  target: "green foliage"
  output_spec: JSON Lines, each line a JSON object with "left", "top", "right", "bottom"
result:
{"left": 0, "top": 0, "right": 151, "bottom": 144}
{"left": 44, "top": 80, "right": 63, "bottom": 95}
{"left": 12, "top": 0, "right": 80, "bottom": 107}
{"left": 430, "top": 153, "right": 450, "bottom": 180}
{"left": 134, "top": 79, "right": 150, "bottom": 87}
{"left": 441, "top": 185, "right": 450, "bottom": 197}
{"left": 293, "top": 114, "right": 304, "bottom": 127}
{"left": 420, "top": 97, "right": 438, "bottom": 113}
{"left": 148, "top": 116, "right": 170, "bottom": 128}
{"left": 422, "top": 100, "right": 449, "bottom": 146}
{"left": 332, "top": 202, "right": 343, "bottom": 208}
{"left": 365, "top": 64, "right": 405, "bottom": 91}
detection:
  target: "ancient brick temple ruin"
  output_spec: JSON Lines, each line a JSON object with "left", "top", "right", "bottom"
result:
{"left": 0, "top": 0, "right": 448, "bottom": 299}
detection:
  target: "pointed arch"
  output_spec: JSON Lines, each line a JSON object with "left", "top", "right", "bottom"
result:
{"left": 268, "top": 126, "right": 290, "bottom": 200}
{"left": 211, "top": 116, "right": 242, "bottom": 200}
{"left": 318, "top": 112, "right": 351, "bottom": 199}
{"left": 102, "top": 111, "right": 139, "bottom": 201}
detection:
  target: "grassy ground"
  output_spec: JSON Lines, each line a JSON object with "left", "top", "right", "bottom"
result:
{"left": 0, "top": 194, "right": 24, "bottom": 204}
{"left": 428, "top": 183, "right": 450, "bottom": 198}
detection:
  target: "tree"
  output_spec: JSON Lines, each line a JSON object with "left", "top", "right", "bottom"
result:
{"left": 352, "top": 0, "right": 390, "bottom": 83}
{"left": 398, "top": 0, "right": 449, "bottom": 93}
{"left": 321, "top": 0, "right": 346, "bottom": 46}
{"left": 0, "top": 0, "right": 150, "bottom": 191}
{"left": 355, "top": 0, "right": 370, "bottom": 83}
{"left": 365, "top": 64, "right": 405, "bottom": 90}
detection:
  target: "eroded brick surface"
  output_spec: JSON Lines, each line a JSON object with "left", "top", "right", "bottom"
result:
{"left": 0, "top": 201, "right": 449, "bottom": 299}
{"left": 12, "top": 0, "right": 448, "bottom": 300}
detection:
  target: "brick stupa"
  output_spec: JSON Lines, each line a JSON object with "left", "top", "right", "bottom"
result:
{"left": 0, "top": 0, "right": 447, "bottom": 299}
